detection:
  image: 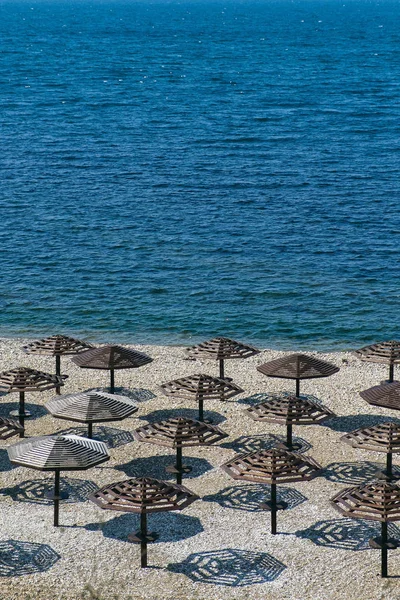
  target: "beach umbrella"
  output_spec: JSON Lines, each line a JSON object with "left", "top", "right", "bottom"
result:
{"left": 45, "top": 390, "right": 138, "bottom": 439}
{"left": 360, "top": 382, "right": 400, "bottom": 411}
{"left": 221, "top": 448, "right": 321, "bottom": 534}
{"left": 160, "top": 374, "right": 243, "bottom": 422}
{"left": 89, "top": 477, "right": 199, "bottom": 567}
{"left": 8, "top": 435, "right": 109, "bottom": 526}
{"left": 354, "top": 340, "right": 400, "bottom": 383}
{"left": 331, "top": 481, "right": 400, "bottom": 577}
{"left": 246, "top": 395, "right": 335, "bottom": 451}
{"left": 133, "top": 417, "right": 228, "bottom": 484}
{"left": 341, "top": 422, "right": 400, "bottom": 481}
{"left": 186, "top": 337, "right": 260, "bottom": 380}
{"left": 71, "top": 345, "right": 153, "bottom": 393}
{"left": 257, "top": 353, "right": 339, "bottom": 398}
{"left": 0, "top": 417, "right": 24, "bottom": 441}
{"left": 23, "top": 335, "right": 94, "bottom": 395}
{"left": 0, "top": 367, "right": 64, "bottom": 435}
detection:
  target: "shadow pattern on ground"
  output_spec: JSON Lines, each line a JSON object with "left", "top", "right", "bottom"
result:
{"left": 138, "top": 408, "right": 226, "bottom": 425}
{"left": 0, "top": 402, "right": 47, "bottom": 421}
{"left": 168, "top": 548, "right": 286, "bottom": 585}
{"left": 114, "top": 454, "right": 213, "bottom": 481}
{"left": 1, "top": 476, "right": 98, "bottom": 504}
{"left": 325, "top": 414, "right": 400, "bottom": 433}
{"left": 238, "top": 392, "right": 323, "bottom": 407}
{"left": 220, "top": 433, "right": 312, "bottom": 454}
{"left": 0, "top": 539, "right": 60, "bottom": 577}
{"left": 0, "top": 449, "right": 16, "bottom": 473}
{"left": 54, "top": 425, "right": 134, "bottom": 448}
{"left": 296, "top": 518, "right": 400, "bottom": 551}
{"left": 85, "top": 511, "right": 203, "bottom": 543}
{"left": 203, "top": 483, "right": 306, "bottom": 512}
{"left": 85, "top": 386, "right": 156, "bottom": 403}
{"left": 323, "top": 461, "right": 400, "bottom": 485}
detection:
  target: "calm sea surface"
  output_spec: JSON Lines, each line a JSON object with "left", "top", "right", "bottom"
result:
{"left": 1, "top": 0, "right": 399, "bottom": 349}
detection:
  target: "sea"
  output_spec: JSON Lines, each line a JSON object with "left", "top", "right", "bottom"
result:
{"left": 1, "top": 0, "right": 399, "bottom": 350}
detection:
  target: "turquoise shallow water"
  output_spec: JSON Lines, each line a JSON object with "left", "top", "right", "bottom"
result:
{"left": 1, "top": 0, "right": 399, "bottom": 350}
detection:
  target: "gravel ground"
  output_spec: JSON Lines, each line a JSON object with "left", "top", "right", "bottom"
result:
{"left": 0, "top": 338, "right": 400, "bottom": 600}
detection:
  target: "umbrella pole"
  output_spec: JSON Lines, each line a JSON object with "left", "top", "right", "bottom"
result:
{"left": 55, "top": 355, "right": 61, "bottom": 395}
{"left": 295, "top": 379, "right": 300, "bottom": 398}
{"left": 198, "top": 393, "right": 204, "bottom": 422}
{"left": 286, "top": 424, "right": 293, "bottom": 451}
{"left": 54, "top": 470, "right": 61, "bottom": 527}
{"left": 110, "top": 369, "right": 115, "bottom": 394}
{"left": 88, "top": 422, "right": 93, "bottom": 439}
{"left": 19, "top": 392, "right": 25, "bottom": 437}
{"left": 271, "top": 483, "right": 277, "bottom": 535}
{"left": 381, "top": 521, "right": 388, "bottom": 578}
{"left": 386, "top": 453, "right": 393, "bottom": 480}
{"left": 140, "top": 512, "right": 148, "bottom": 568}
{"left": 219, "top": 360, "right": 224, "bottom": 380}
{"left": 389, "top": 363, "right": 394, "bottom": 384}
{"left": 176, "top": 445, "right": 183, "bottom": 485}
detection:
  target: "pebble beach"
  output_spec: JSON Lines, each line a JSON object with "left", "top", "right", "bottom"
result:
{"left": 0, "top": 338, "right": 399, "bottom": 600}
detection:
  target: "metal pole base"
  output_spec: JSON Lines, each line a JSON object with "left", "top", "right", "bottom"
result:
{"left": 369, "top": 537, "right": 398, "bottom": 550}
{"left": 128, "top": 531, "right": 159, "bottom": 543}
{"left": 10, "top": 410, "right": 31, "bottom": 419}
{"left": 165, "top": 464, "right": 192, "bottom": 475}
{"left": 260, "top": 500, "right": 288, "bottom": 511}
{"left": 277, "top": 441, "right": 302, "bottom": 452}
{"left": 44, "top": 491, "right": 69, "bottom": 501}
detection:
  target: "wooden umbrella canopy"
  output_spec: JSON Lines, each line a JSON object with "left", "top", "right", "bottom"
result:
{"left": 0, "top": 417, "right": 24, "bottom": 441}
{"left": 0, "top": 367, "right": 64, "bottom": 435}
{"left": 246, "top": 395, "right": 335, "bottom": 451}
{"left": 72, "top": 345, "right": 153, "bottom": 393}
{"left": 341, "top": 422, "right": 400, "bottom": 481}
{"left": 160, "top": 374, "right": 243, "bottom": 421}
{"left": 186, "top": 337, "right": 260, "bottom": 380}
{"left": 46, "top": 390, "right": 138, "bottom": 439}
{"left": 89, "top": 477, "right": 199, "bottom": 567}
{"left": 133, "top": 417, "right": 228, "bottom": 484}
{"left": 354, "top": 340, "right": 400, "bottom": 383}
{"left": 23, "top": 335, "right": 94, "bottom": 395}
{"left": 221, "top": 448, "right": 321, "bottom": 534}
{"left": 257, "top": 353, "right": 339, "bottom": 398}
{"left": 331, "top": 480, "right": 400, "bottom": 577}
{"left": 8, "top": 435, "right": 109, "bottom": 526}
{"left": 360, "top": 382, "right": 400, "bottom": 411}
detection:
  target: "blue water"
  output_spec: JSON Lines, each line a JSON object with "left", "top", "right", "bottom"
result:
{"left": 1, "top": 0, "right": 399, "bottom": 350}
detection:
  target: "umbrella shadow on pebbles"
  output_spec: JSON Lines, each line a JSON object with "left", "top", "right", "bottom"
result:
{"left": 203, "top": 483, "right": 307, "bottom": 512}
{"left": 0, "top": 402, "right": 47, "bottom": 421}
{"left": 296, "top": 518, "right": 400, "bottom": 551}
{"left": 138, "top": 408, "right": 226, "bottom": 425}
{"left": 0, "top": 477, "right": 98, "bottom": 504}
{"left": 0, "top": 449, "right": 17, "bottom": 472}
{"left": 85, "top": 387, "right": 155, "bottom": 404}
{"left": 85, "top": 512, "right": 203, "bottom": 543}
{"left": 323, "top": 461, "right": 400, "bottom": 485}
{"left": 54, "top": 425, "right": 134, "bottom": 449}
{"left": 220, "top": 434, "right": 312, "bottom": 454}
{"left": 325, "top": 414, "right": 400, "bottom": 433}
{"left": 114, "top": 454, "right": 213, "bottom": 481}
{"left": 0, "top": 539, "right": 60, "bottom": 577}
{"left": 238, "top": 392, "right": 323, "bottom": 407}
{"left": 168, "top": 548, "right": 286, "bottom": 586}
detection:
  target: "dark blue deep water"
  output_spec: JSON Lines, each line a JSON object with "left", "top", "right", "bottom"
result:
{"left": 1, "top": 0, "right": 399, "bottom": 349}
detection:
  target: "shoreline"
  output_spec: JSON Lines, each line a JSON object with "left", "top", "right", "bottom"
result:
{"left": 0, "top": 332, "right": 360, "bottom": 355}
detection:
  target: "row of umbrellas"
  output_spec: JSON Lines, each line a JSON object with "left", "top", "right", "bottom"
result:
{"left": 2, "top": 335, "right": 400, "bottom": 575}
{"left": 6, "top": 423, "right": 400, "bottom": 576}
